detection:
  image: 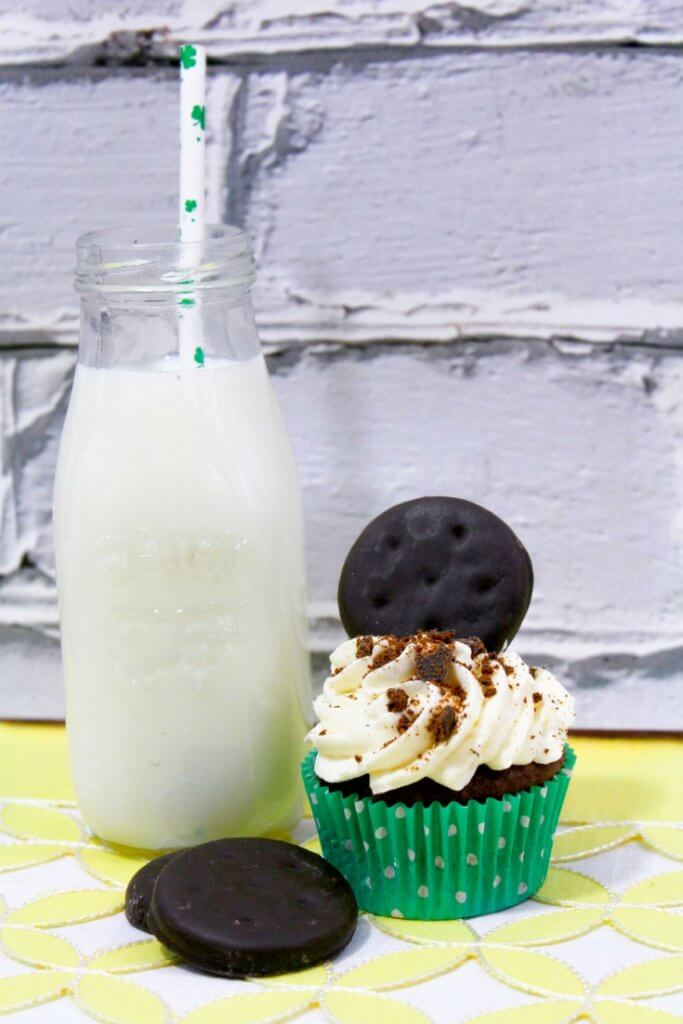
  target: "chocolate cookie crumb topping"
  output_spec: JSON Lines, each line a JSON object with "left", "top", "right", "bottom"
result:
{"left": 355, "top": 636, "right": 374, "bottom": 659}
{"left": 397, "top": 709, "right": 418, "bottom": 734}
{"left": 418, "top": 629, "right": 456, "bottom": 644}
{"left": 449, "top": 682, "right": 467, "bottom": 704}
{"left": 478, "top": 654, "right": 495, "bottom": 676}
{"left": 415, "top": 646, "right": 451, "bottom": 684}
{"left": 533, "top": 691, "right": 542, "bottom": 704}
{"left": 464, "top": 636, "right": 486, "bottom": 657}
{"left": 428, "top": 705, "right": 457, "bottom": 743}
{"left": 477, "top": 654, "right": 498, "bottom": 697}
{"left": 369, "top": 636, "right": 409, "bottom": 671}
{"left": 386, "top": 687, "right": 409, "bottom": 713}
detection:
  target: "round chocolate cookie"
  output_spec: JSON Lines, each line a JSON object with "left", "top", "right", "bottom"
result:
{"left": 148, "top": 838, "right": 358, "bottom": 977}
{"left": 125, "top": 851, "right": 184, "bottom": 932}
{"left": 338, "top": 497, "right": 533, "bottom": 652}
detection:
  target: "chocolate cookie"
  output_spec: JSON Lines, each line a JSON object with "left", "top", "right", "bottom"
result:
{"left": 125, "top": 851, "right": 184, "bottom": 932}
{"left": 338, "top": 497, "right": 533, "bottom": 652}
{"left": 148, "top": 838, "right": 358, "bottom": 977}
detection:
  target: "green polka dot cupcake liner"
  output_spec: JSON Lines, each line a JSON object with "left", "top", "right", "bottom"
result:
{"left": 301, "top": 746, "right": 575, "bottom": 920}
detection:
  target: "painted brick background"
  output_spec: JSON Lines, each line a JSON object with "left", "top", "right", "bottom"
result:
{"left": 1, "top": 1, "right": 681, "bottom": 727}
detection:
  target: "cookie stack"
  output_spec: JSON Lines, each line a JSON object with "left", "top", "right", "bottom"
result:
{"left": 125, "top": 838, "right": 358, "bottom": 976}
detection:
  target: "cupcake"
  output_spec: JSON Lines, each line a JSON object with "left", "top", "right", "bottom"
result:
{"left": 301, "top": 497, "right": 575, "bottom": 920}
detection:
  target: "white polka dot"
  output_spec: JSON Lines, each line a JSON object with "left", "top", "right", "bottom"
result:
{"left": 434, "top": 856, "right": 445, "bottom": 869}
{"left": 384, "top": 866, "right": 396, "bottom": 879}
{"left": 503, "top": 801, "right": 512, "bottom": 812}
{"left": 520, "top": 816, "right": 530, "bottom": 828}
{"left": 540, "top": 815, "right": 545, "bottom": 824}
{"left": 354, "top": 800, "right": 365, "bottom": 813}
{"left": 314, "top": 818, "right": 321, "bottom": 829}
{"left": 375, "top": 827, "right": 388, "bottom": 839}
{"left": 519, "top": 852, "right": 525, "bottom": 862}
{"left": 518, "top": 882, "right": 528, "bottom": 895}
{"left": 477, "top": 822, "right": 486, "bottom": 834}
{"left": 540, "top": 787, "right": 548, "bottom": 798}
{"left": 395, "top": 806, "right": 406, "bottom": 819}
{"left": 562, "top": 768, "right": 573, "bottom": 777}
{"left": 455, "top": 891, "right": 467, "bottom": 904}
{"left": 448, "top": 824, "right": 458, "bottom": 837}
{"left": 540, "top": 849, "right": 546, "bottom": 859}
{"left": 363, "top": 841, "right": 370, "bottom": 852}
{"left": 498, "top": 837, "right": 506, "bottom": 849}
{"left": 344, "top": 839, "right": 353, "bottom": 851}
{"left": 391, "top": 908, "right": 403, "bottom": 918}
{"left": 424, "top": 826, "right": 430, "bottom": 836}
{"left": 310, "top": 793, "right": 318, "bottom": 805}
{"left": 466, "top": 853, "right": 478, "bottom": 866}
{"left": 344, "top": 808, "right": 352, "bottom": 820}
{"left": 493, "top": 875, "right": 502, "bottom": 888}
{"left": 417, "top": 885, "right": 429, "bottom": 898}
{"left": 407, "top": 849, "right": 416, "bottom": 862}
{"left": 364, "top": 877, "right": 373, "bottom": 889}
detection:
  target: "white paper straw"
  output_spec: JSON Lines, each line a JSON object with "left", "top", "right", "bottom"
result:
{"left": 178, "top": 42, "right": 207, "bottom": 367}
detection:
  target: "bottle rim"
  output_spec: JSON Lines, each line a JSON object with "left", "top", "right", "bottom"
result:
{"left": 75, "top": 224, "right": 255, "bottom": 295}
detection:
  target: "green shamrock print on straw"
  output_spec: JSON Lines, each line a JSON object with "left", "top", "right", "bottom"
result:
{"left": 178, "top": 42, "right": 206, "bottom": 365}
{"left": 180, "top": 44, "right": 197, "bottom": 69}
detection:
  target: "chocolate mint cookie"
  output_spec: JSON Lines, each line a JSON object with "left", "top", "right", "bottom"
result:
{"left": 148, "top": 838, "right": 358, "bottom": 977}
{"left": 338, "top": 497, "right": 533, "bottom": 652}
{"left": 125, "top": 851, "right": 184, "bottom": 932}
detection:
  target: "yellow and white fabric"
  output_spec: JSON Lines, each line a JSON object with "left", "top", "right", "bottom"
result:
{"left": 0, "top": 725, "right": 681, "bottom": 1023}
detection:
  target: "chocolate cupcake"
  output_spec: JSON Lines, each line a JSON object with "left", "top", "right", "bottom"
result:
{"left": 303, "top": 633, "right": 574, "bottom": 919}
{"left": 301, "top": 498, "right": 576, "bottom": 920}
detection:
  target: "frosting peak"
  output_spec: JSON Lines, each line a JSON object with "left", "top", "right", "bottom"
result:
{"left": 308, "top": 632, "right": 574, "bottom": 795}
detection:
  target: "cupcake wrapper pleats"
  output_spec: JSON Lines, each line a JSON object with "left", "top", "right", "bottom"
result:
{"left": 301, "top": 746, "right": 575, "bottom": 920}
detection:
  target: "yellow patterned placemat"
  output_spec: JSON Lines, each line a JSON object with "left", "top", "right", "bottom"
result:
{"left": 0, "top": 725, "right": 681, "bottom": 1023}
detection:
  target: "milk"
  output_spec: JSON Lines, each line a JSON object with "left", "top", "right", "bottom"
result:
{"left": 53, "top": 355, "right": 310, "bottom": 849}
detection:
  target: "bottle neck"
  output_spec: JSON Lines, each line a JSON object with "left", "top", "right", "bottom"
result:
{"left": 78, "top": 290, "right": 261, "bottom": 369}
{"left": 75, "top": 224, "right": 258, "bottom": 369}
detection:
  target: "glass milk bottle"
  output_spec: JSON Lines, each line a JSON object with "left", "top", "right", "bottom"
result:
{"left": 53, "top": 226, "right": 310, "bottom": 850}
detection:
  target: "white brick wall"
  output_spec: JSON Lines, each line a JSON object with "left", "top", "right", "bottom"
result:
{"left": 1, "top": 1, "right": 682, "bottom": 727}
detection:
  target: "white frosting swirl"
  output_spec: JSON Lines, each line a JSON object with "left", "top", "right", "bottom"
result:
{"left": 308, "top": 635, "right": 574, "bottom": 795}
